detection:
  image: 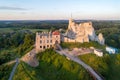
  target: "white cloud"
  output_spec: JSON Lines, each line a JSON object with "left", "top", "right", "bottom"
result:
{"left": 0, "top": 6, "right": 27, "bottom": 10}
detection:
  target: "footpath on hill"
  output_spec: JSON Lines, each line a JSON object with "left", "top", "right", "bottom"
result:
{"left": 2, "top": 48, "right": 38, "bottom": 80}
{"left": 3, "top": 44, "right": 103, "bottom": 80}
{"left": 1, "top": 48, "right": 38, "bottom": 67}
{"left": 55, "top": 44, "right": 103, "bottom": 80}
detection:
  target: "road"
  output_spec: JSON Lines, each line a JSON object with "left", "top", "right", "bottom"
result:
{"left": 8, "top": 58, "right": 20, "bottom": 80}
{"left": 0, "top": 60, "right": 16, "bottom": 66}
{"left": 56, "top": 44, "right": 103, "bottom": 80}
{"left": 0, "top": 47, "right": 37, "bottom": 80}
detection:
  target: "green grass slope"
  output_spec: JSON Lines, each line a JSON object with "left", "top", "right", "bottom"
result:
{"left": 13, "top": 49, "right": 93, "bottom": 80}
{"left": 79, "top": 54, "right": 120, "bottom": 80}
{"left": 61, "top": 42, "right": 105, "bottom": 50}
{"left": 0, "top": 63, "right": 15, "bottom": 80}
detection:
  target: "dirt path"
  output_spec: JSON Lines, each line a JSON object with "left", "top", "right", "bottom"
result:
{"left": 1, "top": 48, "right": 39, "bottom": 67}
{"left": 56, "top": 44, "right": 103, "bottom": 80}
{"left": 0, "top": 48, "right": 38, "bottom": 80}
{"left": 8, "top": 58, "right": 19, "bottom": 80}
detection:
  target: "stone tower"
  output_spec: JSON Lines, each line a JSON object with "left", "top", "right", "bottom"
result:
{"left": 97, "top": 33, "right": 105, "bottom": 45}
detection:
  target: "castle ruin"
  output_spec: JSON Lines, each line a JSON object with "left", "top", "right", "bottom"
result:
{"left": 61, "top": 18, "right": 105, "bottom": 44}
{"left": 36, "top": 31, "right": 60, "bottom": 53}
{"left": 35, "top": 18, "right": 105, "bottom": 52}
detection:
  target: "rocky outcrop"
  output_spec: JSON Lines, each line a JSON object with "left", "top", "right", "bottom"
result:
{"left": 63, "top": 18, "right": 105, "bottom": 45}
{"left": 21, "top": 49, "right": 39, "bottom": 67}
{"left": 64, "top": 18, "right": 96, "bottom": 42}
{"left": 97, "top": 33, "right": 105, "bottom": 45}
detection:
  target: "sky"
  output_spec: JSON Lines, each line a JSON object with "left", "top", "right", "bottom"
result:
{"left": 0, "top": 0, "right": 120, "bottom": 20}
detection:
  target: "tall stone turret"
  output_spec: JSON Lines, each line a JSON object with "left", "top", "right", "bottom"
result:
{"left": 83, "top": 22, "right": 97, "bottom": 41}
{"left": 97, "top": 33, "right": 105, "bottom": 45}
{"left": 65, "top": 18, "right": 76, "bottom": 39}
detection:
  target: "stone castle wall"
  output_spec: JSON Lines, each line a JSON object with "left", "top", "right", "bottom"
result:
{"left": 63, "top": 18, "right": 105, "bottom": 44}
{"left": 36, "top": 31, "right": 60, "bottom": 53}
{"left": 36, "top": 18, "right": 105, "bottom": 52}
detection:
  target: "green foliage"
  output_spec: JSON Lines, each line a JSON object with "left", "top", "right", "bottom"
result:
{"left": 0, "top": 20, "right": 120, "bottom": 80}
{"left": 0, "top": 48, "right": 19, "bottom": 65}
{"left": 0, "top": 28, "right": 14, "bottom": 33}
{"left": 79, "top": 54, "right": 109, "bottom": 77}
{"left": 13, "top": 49, "right": 92, "bottom": 80}
{"left": 79, "top": 53, "right": 120, "bottom": 80}
{"left": 0, "top": 53, "right": 12, "bottom": 65}
{"left": 93, "top": 21, "right": 120, "bottom": 48}
{"left": 0, "top": 21, "right": 68, "bottom": 30}
{"left": 61, "top": 42, "right": 105, "bottom": 50}
{"left": 107, "top": 54, "right": 120, "bottom": 80}
{"left": 105, "top": 33, "right": 120, "bottom": 48}
{"left": 0, "top": 63, "right": 15, "bottom": 80}
{"left": 0, "top": 32, "right": 35, "bottom": 64}
{"left": 0, "top": 32, "right": 25, "bottom": 49}
{"left": 17, "top": 34, "right": 34, "bottom": 56}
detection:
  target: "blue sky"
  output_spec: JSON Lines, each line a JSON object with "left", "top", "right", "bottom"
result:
{"left": 0, "top": 0, "right": 120, "bottom": 20}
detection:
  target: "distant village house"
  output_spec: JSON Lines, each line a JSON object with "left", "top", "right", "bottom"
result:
{"left": 106, "top": 46, "right": 118, "bottom": 54}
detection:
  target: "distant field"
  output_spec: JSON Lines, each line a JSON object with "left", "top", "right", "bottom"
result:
{"left": 0, "top": 28, "right": 14, "bottom": 33}
{"left": 22, "top": 29, "right": 48, "bottom": 33}
{"left": 0, "top": 28, "right": 48, "bottom": 33}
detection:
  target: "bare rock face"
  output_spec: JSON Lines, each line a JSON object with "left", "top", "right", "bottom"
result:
{"left": 64, "top": 18, "right": 105, "bottom": 45}
{"left": 83, "top": 22, "right": 97, "bottom": 41}
{"left": 97, "top": 33, "right": 105, "bottom": 45}
{"left": 21, "top": 49, "right": 39, "bottom": 67}
{"left": 65, "top": 18, "right": 97, "bottom": 42}
{"left": 67, "top": 29, "right": 76, "bottom": 39}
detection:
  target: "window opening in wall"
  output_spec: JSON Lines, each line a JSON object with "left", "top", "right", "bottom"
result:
{"left": 47, "top": 35, "right": 49, "bottom": 38}
{"left": 40, "top": 35, "right": 42, "bottom": 38}
{"left": 50, "top": 35, "right": 52, "bottom": 38}
{"left": 47, "top": 40, "right": 49, "bottom": 43}
{"left": 40, "top": 40, "right": 42, "bottom": 43}
{"left": 50, "top": 40, "right": 52, "bottom": 43}
{"left": 43, "top": 46, "right": 46, "bottom": 49}
{"left": 40, "top": 46, "right": 42, "bottom": 48}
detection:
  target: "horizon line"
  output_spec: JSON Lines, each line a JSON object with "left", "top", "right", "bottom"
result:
{"left": 0, "top": 19, "right": 120, "bottom": 21}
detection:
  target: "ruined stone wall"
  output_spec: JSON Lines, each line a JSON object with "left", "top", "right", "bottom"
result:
{"left": 97, "top": 33, "right": 105, "bottom": 45}
{"left": 64, "top": 18, "right": 105, "bottom": 45}
{"left": 65, "top": 19, "right": 93, "bottom": 43}
{"left": 63, "top": 37, "right": 75, "bottom": 42}
{"left": 36, "top": 31, "right": 60, "bottom": 53}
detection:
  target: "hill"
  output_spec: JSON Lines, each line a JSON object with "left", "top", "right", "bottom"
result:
{"left": 0, "top": 42, "right": 120, "bottom": 80}
{"left": 13, "top": 49, "right": 92, "bottom": 80}
{"left": 0, "top": 63, "right": 15, "bottom": 80}
{"left": 79, "top": 53, "right": 120, "bottom": 80}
